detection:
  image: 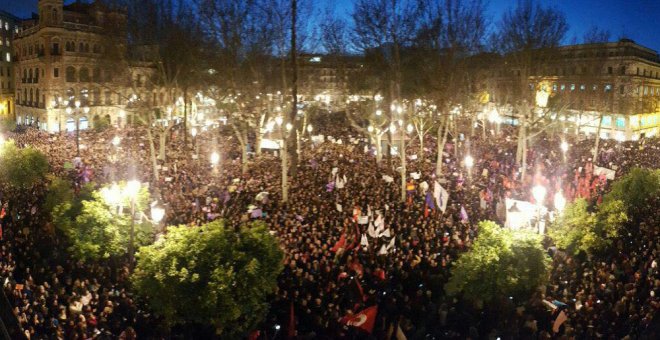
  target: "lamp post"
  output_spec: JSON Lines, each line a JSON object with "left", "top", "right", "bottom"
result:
{"left": 464, "top": 154, "right": 474, "bottom": 179}
{"left": 124, "top": 180, "right": 141, "bottom": 267}
{"left": 64, "top": 98, "right": 90, "bottom": 156}
{"left": 532, "top": 185, "right": 547, "bottom": 234}
{"left": 560, "top": 140, "right": 569, "bottom": 162}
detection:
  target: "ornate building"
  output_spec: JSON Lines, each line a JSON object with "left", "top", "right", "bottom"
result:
{"left": 490, "top": 39, "right": 660, "bottom": 140}
{"left": 12, "top": 0, "right": 154, "bottom": 132}
{"left": 0, "top": 10, "right": 18, "bottom": 121}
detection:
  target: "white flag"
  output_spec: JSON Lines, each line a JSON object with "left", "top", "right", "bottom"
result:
{"left": 336, "top": 203, "right": 343, "bottom": 212}
{"left": 368, "top": 223, "right": 378, "bottom": 238}
{"left": 358, "top": 215, "right": 369, "bottom": 225}
{"left": 386, "top": 237, "right": 396, "bottom": 252}
{"left": 382, "top": 175, "right": 394, "bottom": 183}
{"left": 433, "top": 181, "right": 449, "bottom": 213}
{"left": 360, "top": 234, "right": 369, "bottom": 248}
{"left": 378, "top": 244, "right": 388, "bottom": 255}
{"left": 379, "top": 228, "right": 391, "bottom": 238}
{"left": 374, "top": 214, "right": 384, "bottom": 228}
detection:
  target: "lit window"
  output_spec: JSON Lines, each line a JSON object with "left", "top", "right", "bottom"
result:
{"left": 616, "top": 117, "right": 625, "bottom": 128}
{"left": 592, "top": 85, "right": 597, "bottom": 91}
{"left": 310, "top": 57, "right": 321, "bottom": 63}
{"left": 5, "top": 53, "right": 9, "bottom": 62}
{"left": 602, "top": 116, "right": 612, "bottom": 126}
{"left": 580, "top": 84, "right": 585, "bottom": 91}
{"left": 570, "top": 84, "right": 575, "bottom": 91}
{"left": 552, "top": 84, "right": 557, "bottom": 91}
{"left": 560, "top": 84, "right": 565, "bottom": 91}
{"left": 604, "top": 84, "right": 612, "bottom": 92}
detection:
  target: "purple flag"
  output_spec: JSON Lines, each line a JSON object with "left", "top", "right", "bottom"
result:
{"left": 460, "top": 206, "right": 469, "bottom": 223}
{"left": 250, "top": 208, "right": 263, "bottom": 218}
{"left": 425, "top": 191, "right": 435, "bottom": 210}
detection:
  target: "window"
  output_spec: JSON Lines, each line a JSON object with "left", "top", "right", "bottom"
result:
{"left": 620, "top": 66, "right": 626, "bottom": 75}
{"left": 607, "top": 67, "right": 612, "bottom": 74}
{"left": 602, "top": 116, "right": 612, "bottom": 126}
{"left": 570, "top": 84, "right": 575, "bottom": 91}
{"left": 79, "top": 42, "right": 84, "bottom": 52}
{"left": 53, "top": 68, "right": 59, "bottom": 78}
{"left": 93, "top": 68, "right": 101, "bottom": 82}
{"left": 604, "top": 84, "right": 612, "bottom": 92}
{"left": 552, "top": 83, "right": 557, "bottom": 91}
{"left": 79, "top": 67, "right": 90, "bottom": 82}
{"left": 580, "top": 84, "right": 585, "bottom": 91}
{"left": 592, "top": 85, "right": 597, "bottom": 91}
{"left": 51, "top": 42, "right": 59, "bottom": 55}
{"left": 4, "top": 52, "right": 9, "bottom": 62}
{"left": 616, "top": 117, "right": 625, "bottom": 128}
{"left": 619, "top": 85, "right": 625, "bottom": 94}
{"left": 560, "top": 84, "right": 566, "bottom": 91}
{"left": 65, "top": 66, "right": 76, "bottom": 82}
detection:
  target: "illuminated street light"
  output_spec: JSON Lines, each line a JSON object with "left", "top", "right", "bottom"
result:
{"left": 560, "top": 141, "right": 569, "bottom": 152}
{"left": 532, "top": 185, "right": 547, "bottom": 205}
{"left": 285, "top": 123, "right": 293, "bottom": 131}
{"left": 406, "top": 123, "right": 413, "bottom": 134}
{"left": 390, "top": 123, "right": 397, "bottom": 133}
{"left": 150, "top": 205, "right": 165, "bottom": 224}
{"left": 464, "top": 155, "right": 474, "bottom": 168}
{"left": 191, "top": 127, "right": 198, "bottom": 138}
{"left": 375, "top": 109, "right": 382, "bottom": 116}
{"left": 367, "top": 125, "right": 374, "bottom": 133}
{"left": 112, "top": 136, "right": 121, "bottom": 147}
{"left": 124, "top": 180, "right": 141, "bottom": 200}
{"left": 554, "top": 191, "right": 566, "bottom": 212}
{"left": 306, "top": 124, "right": 313, "bottom": 133}
{"left": 275, "top": 116, "right": 283, "bottom": 126}
{"left": 211, "top": 151, "right": 220, "bottom": 166}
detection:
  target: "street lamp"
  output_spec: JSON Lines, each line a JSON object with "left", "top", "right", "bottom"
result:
{"left": 464, "top": 155, "right": 474, "bottom": 179}
{"left": 307, "top": 124, "right": 313, "bottom": 133}
{"left": 560, "top": 141, "right": 569, "bottom": 152}
{"left": 554, "top": 190, "right": 566, "bottom": 212}
{"left": 532, "top": 185, "right": 546, "bottom": 205}
{"left": 112, "top": 136, "right": 121, "bottom": 147}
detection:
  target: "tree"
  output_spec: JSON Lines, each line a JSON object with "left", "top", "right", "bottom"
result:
{"left": 131, "top": 221, "right": 283, "bottom": 337}
{"left": 52, "top": 182, "right": 152, "bottom": 261}
{"left": 604, "top": 167, "right": 660, "bottom": 211}
{"left": 445, "top": 221, "right": 550, "bottom": 304}
{"left": 548, "top": 198, "right": 627, "bottom": 256}
{"left": 0, "top": 141, "right": 49, "bottom": 190}
{"left": 493, "top": 0, "right": 568, "bottom": 180}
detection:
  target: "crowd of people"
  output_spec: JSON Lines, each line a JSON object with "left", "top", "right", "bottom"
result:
{"left": 0, "top": 114, "right": 658, "bottom": 339}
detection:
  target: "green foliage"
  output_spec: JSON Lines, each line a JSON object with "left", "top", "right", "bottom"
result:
{"left": 604, "top": 167, "right": 660, "bottom": 210}
{"left": 132, "top": 221, "right": 283, "bottom": 337}
{"left": 44, "top": 177, "right": 75, "bottom": 215}
{"left": 0, "top": 141, "right": 49, "bottom": 189}
{"left": 445, "top": 221, "right": 551, "bottom": 304}
{"left": 548, "top": 198, "right": 627, "bottom": 256}
{"left": 52, "top": 182, "right": 153, "bottom": 261}
{"left": 93, "top": 115, "right": 112, "bottom": 131}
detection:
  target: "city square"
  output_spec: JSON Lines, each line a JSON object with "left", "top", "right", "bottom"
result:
{"left": 0, "top": 0, "right": 658, "bottom": 339}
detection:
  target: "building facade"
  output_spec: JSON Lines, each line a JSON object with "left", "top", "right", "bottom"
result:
{"left": 0, "top": 11, "right": 18, "bottom": 121}
{"left": 12, "top": 0, "right": 152, "bottom": 132}
{"left": 490, "top": 39, "right": 660, "bottom": 140}
{"left": 298, "top": 54, "right": 366, "bottom": 108}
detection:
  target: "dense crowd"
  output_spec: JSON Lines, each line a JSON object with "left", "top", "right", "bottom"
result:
{"left": 0, "top": 115, "right": 658, "bottom": 339}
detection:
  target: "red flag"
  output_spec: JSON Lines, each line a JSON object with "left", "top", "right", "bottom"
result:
{"left": 287, "top": 301, "right": 295, "bottom": 338}
{"left": 331, "top": 234, "right": 347, "bottom": 253}
{"left": 424, "top": 203, "right": 429, "bottom": 218}
{"left": 342, "top": 306, "right": 378, "bottom": 333}
{"left": 353, "top": 277, "right": 367, "bottom": 302}
{"left": 552, "top": 310, "right": 568, "bottom": 333}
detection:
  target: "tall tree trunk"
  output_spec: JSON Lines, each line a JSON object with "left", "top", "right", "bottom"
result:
{"left": 375, "top": 133, "right": 383, "bottom": 164}
{"left": 288, "top": 0, "right": 299, "bottom": 178}
{"left": 436, "top": 115, "right": 450, "bottom": 176}
{"left": 241, "top": 128, "right": 248, "bottom": 174}
{"left": 400, "top": 134, "right": 406, "bottom": 202}
{"left": 183, "top": 88, "right": 188, "bottom": 148}
{"left": 281, "top": 136, "right": 289, "bottom": 202}
{"left": 418, "top": 132, "right": 424, "bottom": 163}
{"left": 592, "top": 112, "right": 604, "bottom": 164}
{"left": 146, "top": 124, "right": 160, "bottom": 181}
{"left": 158, "top": 131, "right": 166, "bottom": 161}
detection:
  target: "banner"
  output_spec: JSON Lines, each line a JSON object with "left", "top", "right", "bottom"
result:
{"left": 433, "top": 182, "right": 449, "bottom": 213}
{"left": 342, "top": 306, "right": 378, "bottom": 333}
{"left": 382, "top": 175, "right": 394, "bottom": 183}
{"left": 594, "top": 166, "right": 615, "bottom": 180}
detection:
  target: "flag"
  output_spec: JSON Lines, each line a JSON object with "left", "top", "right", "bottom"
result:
{"left": 250, "top": 208, "right": 263, "bottom": 219}
{"left": 342, "top": 306, "right": 378, "bottom": 333}
{"left": 396, "top": 324, "right": 407, "bottom": 340}
{"left": 360, "top": 234, "right": 369, "bottom": 248}
{"left": 331, "top": 234, "right": 347, "bottom": 253}
{"left": 460, "top": 206, "right": 469, "bottom": 223}
{"left": 336, "top": 203, "right": 343, "bottom": 212}
{"left": 288, "top": 301, "right": 296, "bottom": 338}
{"left": 379, "top": 228, "right": 391, "bottom": 238}
{"left": 374, "top": 214, "right": 384, "bottom": 228}
{"left": 386, "top": 237, "right": 396, "bottom": 252}
{"left": 367, "top": 223, "right": 378, "bottom": 238}
{"left": 552, "top": 310, "right": 568, "bottom": 333}
{"left": 425, "top": 191, "right": 435, "bottom": 210}
{"left": 433, "top": 182, "right": 449, "bottom": 213}
{"left": 378, "top": 244, "right": 388, "bottom": 255}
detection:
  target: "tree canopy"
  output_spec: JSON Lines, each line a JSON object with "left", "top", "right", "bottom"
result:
{"left": 131, "top": 220, "right": 283, "bottom": 337}
{"left": 604, "top": 167, "right": 660, "bottom": 211}
{"left": 52, "top": 182, "right": 153, "bottom": 261}
{"left": 0, "top": 141, "right": 49, "bottom": 190}
{"left": 445, "top": 220, "right": 550, "bottom": 304}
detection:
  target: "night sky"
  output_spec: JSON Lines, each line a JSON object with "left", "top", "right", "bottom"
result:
{"left": 2, "top": 0, "right": 659, "bottom": 51}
